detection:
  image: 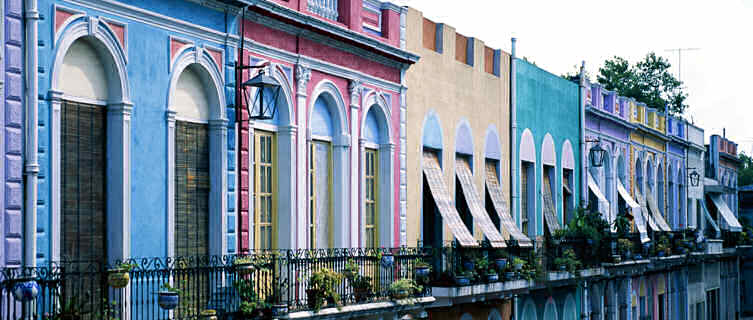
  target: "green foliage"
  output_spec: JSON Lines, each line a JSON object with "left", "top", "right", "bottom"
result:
{"left": 235, "top": 279, "right": 270, "bottom": 316}
{"left": 512, "top": 257, "right": 526, "bottom": 267}
{"left": 307, "top": 268, "right": 343, "bottom": 312}
{"left": 739, "top": 152, "right": 753, "bottom": 187}
{"left": 113, "top": 262, "right": 137, "bottom": 271}
{"left": 613, "top": 214, "right": 631, "bottom": 235}
{"left": 388, "top": 279, "right": 422, "bottom": 300}
{"left": 160, "top": 282, "right": 182, "bottom": 294}
{"left": 618, "top": 238, "right": 633, "bottom": 255}
{"left": 553, "top": 248, "right": 582, "bottom": 274}
{"left": 597, "top": 52, "right": 688, "bottom": 115}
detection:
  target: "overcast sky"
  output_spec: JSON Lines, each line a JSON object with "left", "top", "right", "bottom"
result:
{"left": 393, "top": 0, "right": 753, "bottom": 154}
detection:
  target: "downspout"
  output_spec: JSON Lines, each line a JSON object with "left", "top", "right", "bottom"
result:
{"left": 579, "top": 61, "right": 588, "bottom": 207}
{"left": 510, "top": 38, "right": 518, "bottom": 224}
{"left": 23, "top": 0, "right": 40, "bottom": 269}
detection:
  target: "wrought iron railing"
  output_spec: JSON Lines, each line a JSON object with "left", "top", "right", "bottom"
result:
{"left": 0, "top": 248, "right": 432, "bottom": 320}
{"left": 307, "top": 0, "right": 339, "bottom": 21}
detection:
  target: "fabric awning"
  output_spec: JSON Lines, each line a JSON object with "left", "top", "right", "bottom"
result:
{"left": 587, "top": 172, "right": 611, "bottom": 223}
{"left": 700, "top": 198, "right": 721, "bottom": 237}
{"left": 636, "top": 192, "right": 660, "bottom": 232}
{"left": 484, "top": 162, "right": 532, "bottom": 247}
{"left": 708, "top": 193, "right": 742, "bottom": 232}
{"left": 422, "top": 152, "right": 477, "bottom": 247}
{"left": 617, "top": 181, "right": 649, "bottom": 243}
{"left": 646, "top": 193, "right": 672, "bottom": 232}
{"left": 455, "top": 159, "right": 506, "bottom": 248}
{"left": 542, "top": 172, "right": 562, "bottom": 234}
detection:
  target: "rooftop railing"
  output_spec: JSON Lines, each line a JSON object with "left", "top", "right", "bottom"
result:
{"left": 308, "top": 0, "right": 339, "bottom": 21}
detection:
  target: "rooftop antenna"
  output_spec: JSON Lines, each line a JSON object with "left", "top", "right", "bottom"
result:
{"left": 665, "top": 47, "right": 700, "bottom": 82}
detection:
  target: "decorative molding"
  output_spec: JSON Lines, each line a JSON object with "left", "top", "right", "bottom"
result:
{"left": 295, "top": 64, "right": 311, "bottom": 96}
{"left": 348, "top": 79, "right": 362, "bottom": 107}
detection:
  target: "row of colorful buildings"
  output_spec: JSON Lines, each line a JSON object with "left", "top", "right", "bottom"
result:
{"left": 0, "top": 0, "right": 749, "bottom": 319}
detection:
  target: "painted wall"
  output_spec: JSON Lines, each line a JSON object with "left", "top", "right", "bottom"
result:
{"left": 35, "top": 0, "right": 236, "bottom": 262}
{"left": 514, "top": 59, "right": 580, "bottom": 237}
{"left": 2, "top": 0, "right": 24, "bottom": 267}
{"left": 404, "top": 7, "right": 510, "bottom": 246}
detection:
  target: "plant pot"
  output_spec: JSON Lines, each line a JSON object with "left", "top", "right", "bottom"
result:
{"left": 634, "top": 254, "right": 643, "bottom": 260}
{"left": 612, "top": 255, "right": 622, "bottom": 263}
{"left": 462, "top": 261, "right": 475, "bottom": 271}
{"left": 586, "top": 239, "right": 594, "bottom": 246}
{"left": 657, "top": 251, "right": 665, "bottom": 257}
{"left": 415, "top": 266, "right": 430, "bottom": 278}
{"left": 514, "top": 263, "right": 523, "bottom": 271}
{"left": 353, "top": 287, "right": 371, "bottom": 303}
{"left": 158, "top": 291, "right": 180, "bottom": 310}
{"left": 454, "top": 275, "right": 470, "bottom": 286}
{"left": 381, "top": 254, "right": 394, "bottom": 268}
{"left": 391, "top": 289, "right": 411, "bottom": 300}
{"left": 236, "top": 262, "right": 255, "bottom": 275}
{"left": 504, "top": 271, "right": 515, "bottom": 280}
{"left": 11, "top": 280, "right": 39, "bottom": 302}
{"left": 107, "top": 268, "right": 130, "bottom": 288}
{"left": 486, "top": 273, "right": 499, "bottom": 282}
{"left": 558, "top": 265, "right": 567, "bottom": 271}
{"left": 271, "top": 304, "right": 289, "bottom": 317}
{"left": 306, "top": 289, "right": 322, "bottom": 310}
{"left": 199, "top": 310, "right": 218, "bottom": 320}
{"left": 494, "top": 258, "right": 507, "bottom": 270}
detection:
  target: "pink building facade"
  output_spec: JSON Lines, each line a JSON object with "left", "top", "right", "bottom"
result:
{"left": 236, "top": 0, "right": 417, "bottom": 252}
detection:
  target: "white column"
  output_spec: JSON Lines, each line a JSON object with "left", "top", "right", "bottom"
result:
{"left": 348, "top": 80, "right": 361, "bottom": 248}
{"left": 277, "top": 125, "right": 297, "bottom": 249}
{"left": 107, "top": 101, "right": 133, "bottom": 262}
{"left": 295, "top": 64, "right": 311, "bottom": 249}
{"left": 399, "top": 86, "right": 407, "bottom": 246}
{"left": 209, "top": 119, "right": 228, "bottom": 256}
{"left": 333, "top": 137, "right": 350, "bottom": 248}
{"left": 380, "top": 142, "right": 395, "bottom": 248}
{"left": 166, "top": 110, "right": 176, "bottom": 257}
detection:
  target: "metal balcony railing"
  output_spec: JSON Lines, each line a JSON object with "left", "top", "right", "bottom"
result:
{"left": 308, "top": 0, "right": 339, "bottom": 21}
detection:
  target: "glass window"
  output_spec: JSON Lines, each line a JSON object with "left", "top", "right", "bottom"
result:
{"left": 254, "top": 131, "right": 275, "bottom": 249}
{"left": 365, "top": 148, "right": 378, "bottom": 247}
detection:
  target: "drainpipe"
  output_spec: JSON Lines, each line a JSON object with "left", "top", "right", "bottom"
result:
{"left": 23, "top": 0, "right": 40, "bottom": 269}
{"left": 510, "top": 38, "right": 518, "bottom": 224}
{"left": 579, "top": 61, "right": 588, "bottom": 207}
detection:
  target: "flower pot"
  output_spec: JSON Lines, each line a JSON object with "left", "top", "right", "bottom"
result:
{"left": 353, "top": 287, "right": 371, "bottom": 303}
{"left": 612, "top": 255, "right": 622, "bottom": 263}
{"left": 514, "top": 263, "right": 523, "bottom": 271}
{"left": 504, "top": 271, "right": 515, "bottom": 280}
{"left": 381, "top": 254, "right": 394, "bottom": 268}
{"left": 462, "top": 261, "right": 475, "bottom": 271}
{"left": 158, "top": 291, "right": 180, "bottom": 310}
{"left": 634, "top": 254, "right": 643, "bottom": 260}
{"left": 657, "top": 251, "right": 665, "bottom": 257}
{"left": 12, "top": 280, "right": 39, "bottom": 302}
{"left": 199, "top": 310, "right": 218, "bottom": 320}
{"left": 486, "top": 273, "right": 499, "bottom": 282}
{"left": 391, "top": 289, "right": 411, "bottom": 300}
{"left": 415, "top": 266, "right": 431, "bottom": 278}
{"left": 586, "top": 239, "right": 594, "bottom": 246}
{"left": 271, "top": 304, "right": 289, "bottom": 317}
{"left": 558, "top": 265, "right": 567, "bottom": 271}
{"left": 551, "top": 239, "right": 561, "bottom": 246}
{"left": 236, "top": 262, "right": 255, "bottom": 275}
{"left": 454, "top": 275, "right": 470, "bottom": 286}
{"left": 107, "top": 268, "right": 130, "bottom": 289}
{"left": 494, "top": 258, "right": 507, "bottom": 270}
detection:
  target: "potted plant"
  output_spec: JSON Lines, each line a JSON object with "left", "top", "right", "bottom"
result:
{"left": 512, "top": 257, "right": 526, "bottom": 271}
{"left": 378, "top": 249, "right": 394, "bottom": 268}
{"left": 492, "top": 252, "right": 508, "bottom": 271}
{"left": 485, "top": 269, "right": 499, "bottom": 282}
{"left": 553, "top": 248, "right": 581, "bottom": 274}
{"left": 618, "top": 238, "right": 633, "bottom": 260}
{"left": 11, "top": 279, "right": 40, "bottom": 302}
{"left": 388, "top": 279, "right": 422, "bottom": 300}
{"left": 235, "top": 256, "right": 255, "bottom": 275}
{"left": 474, "top": 257, "right": 490, "bottom": 276}
{"left": 50, "top": 294, "right": 90, "bottom": 320}
{"left": 235, "top": 278, "right": 270, "bottom": 319}
{"left": 200, "top": 309, "right": 218, "bottom": 320}
{"left": 158, "top": 282, "right": 181, "bottom": 310}
{"left": 107, "top": 262, "right": 136, "bottom": 289}
{"left": 306, "top": 268, "right": 342, "bottom": 312}
{"left": 454, "top": 270, "right": 472, "bottom": 286}
{"left": 414, "top": 259, "right": 431, "bottom": 279}
{"left": 614, "top": 214, "right": 631, "bottom": 236}
{"left": 350, "top": 274, "right": 372, "bottom": 303}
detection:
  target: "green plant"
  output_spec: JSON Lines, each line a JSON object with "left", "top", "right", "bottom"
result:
{"left": 235, "top": 256, "right": 254, "bottom": 265}
{"left": 235, "top": 279, "right": 270, "bottom": 316}
{"left": 474, "top": 256, "right": 490, "bottom": 274}
{"left": 614, "top": 214, "right": 631, "bottom": 235}
{"left": 388, "top": 279, "right": 422, "bottom": 299}
{"left": 553, "top": 248, "right": 582, "bottom": 274}
{"left": 415, "top": 258, "right": 430, "bottom": 268}
{"left": 113, "top": 262, "right": 136, "bottom": 271}
{"left": 160, "top": 282, "right": 182, "bottom": 294}
{"left": 343, "top": 259, "right": 360, "bottom": 281}
{"left": 512, "top": 257, "right": 526, "bottom": 267}
{"left": 617, "top": 238, "right": 633, "bottom": 255}
{"left": 307, "top": 268, "right": 343, "bottom": 312}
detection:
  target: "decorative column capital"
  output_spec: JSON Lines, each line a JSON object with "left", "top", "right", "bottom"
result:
{"left": 108, "top": 101, "right": 134, "bottom": 116}
{"left": 209, "top": 118, "right": 230, "bottom": 130}
{"left": 295, "top": 64, "right": 311, "bottom": 96}
{"left": 166, "top": 110, "right": 177, "bottom": 122}
{"left": 348, "top": 79, "right": 362, "bottom": 107}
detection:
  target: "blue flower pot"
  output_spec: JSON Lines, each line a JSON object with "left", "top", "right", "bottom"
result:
{"left": 415, "top": 266, "right": 430, "bottom": 278}
{"left": 657, "top": 251, "right": 665, "bottom": 257}
{"left": 504, "top": 272, "right": 515, "bottom": 280}
{"left": 494, "top": 258, "right": 507, "bottom": 270}
{"left": 462, "top": 261, "right": 475, "bottom": 271}
{"left": 486, "top": 274, "right": 499, "bottom": 282}
{"left": 12, "top": 280, "right": 39, "bottom": 302}
{"left": 634, "top": 254, "right": 643, "bottom": 260}
{"left": 380, "top": 255, "right": 394, "bottom": 268}
{"left": 158, "top": 292, "right": 180, "bottom": 310}
{"left": 455, "top": 275, "right": 470, "bottom": 286}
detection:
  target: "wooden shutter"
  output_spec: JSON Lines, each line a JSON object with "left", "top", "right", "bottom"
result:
{"left": 61, "top": 101, "right": 107, "bottom": 262}
{"left": 175, "top": 121, "right": 210, "bottom": 257}
{"left": 520, "top": 164, "right": 529, "bottom": 236}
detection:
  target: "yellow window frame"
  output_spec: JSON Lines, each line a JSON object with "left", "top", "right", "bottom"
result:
{"left": 254, "top": 130, "right": 276, "bottom": 249}
{"left": 365, "top": 148, "right": 378, "bottom": 248}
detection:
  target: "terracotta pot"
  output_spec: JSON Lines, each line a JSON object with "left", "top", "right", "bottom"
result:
{"left": 107, "top": 269, "right": 130, "bottom": 289}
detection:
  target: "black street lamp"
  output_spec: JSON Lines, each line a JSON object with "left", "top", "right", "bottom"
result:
{"left": 587, "top": 138, "right": 605, "bottom": 168}
{"left": 688, "top": 169, "right": 701, "bottom": 187}
{"left": 241, "top": 69, "right": 280, "bottom": 120}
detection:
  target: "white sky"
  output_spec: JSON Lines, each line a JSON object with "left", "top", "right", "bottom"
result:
{"left": 393, "top": 0, "right": 753, "bottom": 154}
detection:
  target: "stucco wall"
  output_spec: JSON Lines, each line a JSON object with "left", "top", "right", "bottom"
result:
{"left": 3, "top": 0, "right": 24, "bottom": 267}
{"left": 514, "top": 59, "right": 580, "bottom": 237}
{"left": 404, "top": 7, "right": 510, "bottom": 246}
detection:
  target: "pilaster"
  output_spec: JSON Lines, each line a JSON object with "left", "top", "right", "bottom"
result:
{"left": 295, "top": 64, "right": 311, "bottom": 249}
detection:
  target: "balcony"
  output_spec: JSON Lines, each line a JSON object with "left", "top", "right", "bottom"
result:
{"left": 308, "top": 0, "right": 339, "bottom": 21}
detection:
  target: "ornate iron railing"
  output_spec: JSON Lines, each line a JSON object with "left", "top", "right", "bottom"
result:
{"left": 307, "top": 0, "right": 339, "bottom": 21}
{"left": 0, "top": 248, "right": 432, "bottom": 320}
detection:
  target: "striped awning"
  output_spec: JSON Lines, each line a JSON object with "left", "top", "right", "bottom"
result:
{"left": 455, "top": 159, "right": 506, "bottom": 248}
{"left": 700, "top": 198, "right": 721, "bottom": 237}
{"left": 587, "top": 172, "right": 611, "bottom": 223}
{"left": 636, "top": 192, "right": 660, "bottom": 232}
{"left": 542, "top": 172, "right": 562, "bottom": 234}
{"left": 646, "top": 193, "right": 672, "bottom": 232}
{"left": 708, "top": 194, "right": 742, "bottom": 232}
{"left": 422, "top": 152, "right": 478, "bottom": 247}
{"left": 484, "top": 162, "right": 533, "bottom": 247}
{"left": 617, "top": 181, "right": 649, "bottom": 243}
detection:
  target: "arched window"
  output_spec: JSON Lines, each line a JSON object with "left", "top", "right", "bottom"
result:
{"left": 521, "top": 299, "right": 538, "bottom": 320}
{"left": 541, "top": 134, "right": 559, "bottom": 233}
{"left": 455, "top": 121, "right": 474, "bottom": 234}
{"left": 544, "top": 297, "right": 558, "bottom": 320}
{"left": 635, "top": 158, "right": 644, "bottom": 195}
{"left": 520, "top": 129, "right": 536, "bottom": 237}
{"left": 421, "top": 111, "right": 443, "bottom": 249}
{"left": 564, "top": 294, "right": 577, "bottom": 320}
{"left": 657, "top": 163, "right": 665, "bottom": 219}
{"left": 561, "top": 140, "right": 575, "bottom": 225}
{"left": 360, "top": 96, "right": 394, "bottom": 248}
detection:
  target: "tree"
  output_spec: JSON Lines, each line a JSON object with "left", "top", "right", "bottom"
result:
{"left": 597, "top": 52, "right": 688, "bottom": 115}
{"left": 739, "top": 152, "right": 753, "bottom": 187}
